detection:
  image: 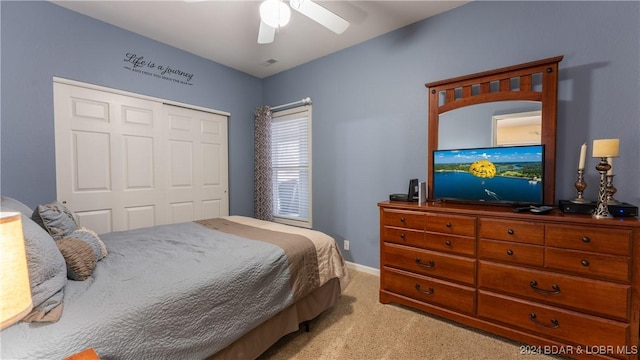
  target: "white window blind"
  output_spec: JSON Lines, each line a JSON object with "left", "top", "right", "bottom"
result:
{"left": 271, "top": 105, "right": 312, "bottom": 228}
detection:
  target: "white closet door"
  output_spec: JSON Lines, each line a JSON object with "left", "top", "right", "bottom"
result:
{"left": 165, "top": 105, "right": 229, "bottom": 222}
{"left": 54, "top": 81, "right": 229, "bottom": 234}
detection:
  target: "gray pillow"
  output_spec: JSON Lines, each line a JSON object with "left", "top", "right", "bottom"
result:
{"left": 21, "top": 216, "right": 67, "bottom": 316}
{"left": 1, "top": 198, "right": 67, "bottom": 321}
{"left": 32, "top": 201, "right": 78, "bottom": 241}
{"left": 0, "top": 196, "right": 33, "bottom": 217}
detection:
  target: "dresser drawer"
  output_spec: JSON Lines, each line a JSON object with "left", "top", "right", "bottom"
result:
{"left": 546, "top": 224, "right": 631, "bottom": 256}
{"left": 478, "top": 291, "right": 630, "bottom": 350}
{"left": 383, "top": 227, "right": 424, "bottom": 247}
{"left": 425, "top": 213, "right": 475, "bottom": 237}
{"left": 383, "top": 209, "right": 425, "bottom": 230}
{"left": 478, "top": 239, "right": 543, "bottom": 267}
{"left": 479, "top": 218, "right": 544, "bottom": 244}
{"left": 383, "top": 243, "right": 476, "bottom": 285}
{"left": 478, "top": 261, "right": 630, "bottom": 321}
{"left": 384, "top": 267, "right": 476, "bottom": 315}
{"left": 545, "top": 248, "right": 630, "bottom": 283}
{"left": 425, "top": 232, "right": 476, "bottom": 256}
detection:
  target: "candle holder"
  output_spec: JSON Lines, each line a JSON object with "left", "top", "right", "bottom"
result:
{"left": 606, "top": 174, "right": 621, "bottom": 205}
{"left": 593, "top": 158, "right": 613, "bottom": 219}
{"left": 570, "top": 169, "right": 590, "bottom": 204}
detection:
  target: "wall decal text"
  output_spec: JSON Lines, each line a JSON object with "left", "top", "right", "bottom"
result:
{"left": 123, "top": 53, "right": 194, "bottom": 86}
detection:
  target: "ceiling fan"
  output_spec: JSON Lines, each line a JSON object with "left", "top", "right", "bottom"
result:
{"left": 258, "top": 0, "right": 350, "bottom": 44}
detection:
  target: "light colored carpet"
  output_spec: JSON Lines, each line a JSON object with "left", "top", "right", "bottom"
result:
{"left": 259, "top": 269, "right": 559, "bottom": 360}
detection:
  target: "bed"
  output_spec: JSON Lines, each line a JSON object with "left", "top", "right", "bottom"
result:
{"left": 0, "top": 196, "right": 350, "bottom": 359}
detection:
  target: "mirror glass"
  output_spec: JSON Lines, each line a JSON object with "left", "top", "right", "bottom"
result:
{"left": 492, "top": 110, "right": 541, "bottom": 147}
{"left": 438, "top": 101, "right": 541, "bottom": 150}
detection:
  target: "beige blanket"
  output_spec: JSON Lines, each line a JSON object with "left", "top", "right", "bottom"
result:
{"left": 197, "top": 217, "right": 322, "bottom": 300}
{"left": 221, "top": 216, "right": 351, "bottom": 292}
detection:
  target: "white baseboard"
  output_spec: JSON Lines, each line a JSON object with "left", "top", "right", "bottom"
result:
{"left": 346, "top": 261, "right": 379, "bottom": 276}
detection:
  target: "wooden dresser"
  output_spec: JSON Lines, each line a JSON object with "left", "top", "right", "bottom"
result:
{"left": 379, "top": 200, "right": 640, "bottom": 359}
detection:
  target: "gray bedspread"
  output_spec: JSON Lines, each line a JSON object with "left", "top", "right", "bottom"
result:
{"left": 0, "top": 217, "right": 337, "bottom": 360}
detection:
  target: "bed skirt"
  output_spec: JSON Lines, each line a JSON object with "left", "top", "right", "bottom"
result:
{"left": 207, "top": 277, "right": 341, "bottom": 360}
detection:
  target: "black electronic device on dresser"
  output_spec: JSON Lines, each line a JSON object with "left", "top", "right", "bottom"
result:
{"left": 559, "top": 199, "right": 639, "bottom": 217}
{"left": 389, "top": 178, "right": 419, "bottom": 202}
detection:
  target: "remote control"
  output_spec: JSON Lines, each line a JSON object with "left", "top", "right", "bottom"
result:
{"left": 530, "top": 205, "right": 553, "bottom": 214}
{"left": 512, "top": 206, "right": 532, "bottom": 213}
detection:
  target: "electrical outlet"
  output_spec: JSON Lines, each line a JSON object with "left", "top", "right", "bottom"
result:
{"left": 343, "top": 240, "right": 350, "bottom": 251}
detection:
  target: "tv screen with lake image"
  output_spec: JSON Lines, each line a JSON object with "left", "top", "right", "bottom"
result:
{"left": 433, "top": 144, "right": 544, "bottom": 205}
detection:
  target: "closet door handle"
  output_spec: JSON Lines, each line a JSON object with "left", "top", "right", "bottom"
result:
{"left": 581, "top": 260, "right": 590, "bottom": 267}
{"left": 530, "top": 281, "right": 561, "bottom": 295}
{"left": 415, "top": 284, "right": 434, "bottom": 295}
{"left": 415, "top": 257, "right": 435, "bottom": 268}
{"left": 582, "top": 236, "right": 591, "bottom": 243}
{"left": 507, "top": 229, "right": 515, "bottom": 235}
{"left": 506, "top": 249, "right": 514, "bottom": 256}
{"left": 529, "top": 313, "right": 560, "bottom": 329}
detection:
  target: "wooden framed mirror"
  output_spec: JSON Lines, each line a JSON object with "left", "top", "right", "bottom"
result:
{"left": 425, "top": 56, "right": 563, "bottom": 205}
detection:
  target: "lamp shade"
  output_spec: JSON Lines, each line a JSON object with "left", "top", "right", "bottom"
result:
{"left": 0, "top": 212, "right": 32, "bottom": 329}
{"left": 592, "top": 138, "right": 620, "bottom": 158}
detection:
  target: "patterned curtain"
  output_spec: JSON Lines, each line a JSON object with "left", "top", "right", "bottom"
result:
{"left": 254, "top": 106, "right": 273, "bottom": 221}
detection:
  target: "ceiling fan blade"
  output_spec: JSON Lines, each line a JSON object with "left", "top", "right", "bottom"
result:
{"left": 258, "top": 20, "right": 276, "bottom": 44}
{"left": 290, "top": 0, "right": 349, "bottom": 34}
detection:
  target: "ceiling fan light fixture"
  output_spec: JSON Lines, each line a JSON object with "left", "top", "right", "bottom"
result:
{"left": 260, "top": 0, "right": 291, "bottom": 28}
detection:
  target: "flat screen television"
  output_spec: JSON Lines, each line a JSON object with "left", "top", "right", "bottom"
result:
{"left": 432, "top": 144, "right": 545, "bottom": 205}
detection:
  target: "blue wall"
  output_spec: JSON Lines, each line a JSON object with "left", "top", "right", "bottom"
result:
{"left": 2, "top": 1, "right": 639, "bottom": 270}
{"left": 263, "top": 1, "right": 640, "bottom": 267}
{"left": 0, "top": 1, "right": 260, "bottom": 216}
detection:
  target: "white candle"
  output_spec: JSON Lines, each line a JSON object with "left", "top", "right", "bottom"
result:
{"left": 607, "top": 157, "right": 614, "bottom": 175}
{"left": 592, "top": 138, "right": 620, "bottom": 158}
{"left": 578, "top": 143, "right": 587, "bottom": 170}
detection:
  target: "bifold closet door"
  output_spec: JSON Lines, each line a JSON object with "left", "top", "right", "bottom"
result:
{"left": 164, "top": 104, "right": 229, "bottom": 224}
{"left": 54, "top": 81, "right": 229, "bottom": 234}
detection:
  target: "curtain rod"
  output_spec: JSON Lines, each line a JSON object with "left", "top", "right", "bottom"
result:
{"left": 271, "top": 97, "right": 312, "bottom": 111}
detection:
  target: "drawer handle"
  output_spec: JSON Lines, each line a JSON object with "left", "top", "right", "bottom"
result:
{"left": 507, "top": 229, "right": 514, "bottom": 235}
{"left": 415, "top": 257, "right": 435, "bottom": 268}
{"left": 400, "top": 233, "right": 406, "bottom": 239}
{"left": 415, "top": 284, "right": 434, "bottom": 295}
{"left": 528, "top": 313, "right": 560, "bottom": 329}
{"left": 445, "top": 222, "right": 452, "bottom": 228}
{"left": 581, "top": 260, "right": 590, "bottom": 267}
{"left": 582, "top": 236, "right": 591, "bottom": 243}
{"left": 506, "top": 249, "right": 514, "bottom": 256}
{"left": 445, "top": 240, "right": 452, "bottom": 246}
{"left": 400, "top": 217, "right": 406, "bottom": 223}
{"left": 529, "top": 281, "right": 561, "bottom": 295}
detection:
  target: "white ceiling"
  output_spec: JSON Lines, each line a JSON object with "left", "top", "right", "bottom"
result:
{"left": 51, "top": 0, "right": 468, "bottom": 78}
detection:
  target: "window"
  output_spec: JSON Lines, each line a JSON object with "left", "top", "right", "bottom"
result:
{"left": 271, "top": 105, "right": 312, "bottom": 228}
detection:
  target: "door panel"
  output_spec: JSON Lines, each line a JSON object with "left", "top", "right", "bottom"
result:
{"left": 169, "top": 140, "right": 194, "bottom": 187}
{"left": 125, "top": 205, "right": 156, "bottom": 230}
{"left": 170, "top": 201, "right": 195, "bottom": 223}
{"left": 73, "top": 130, "right": 112, "bottom": 191}
{"left": 74, "top": 209, "right": 112, "bottom": 235}
{"left": 123, "top": 135, "right": 155, "bottom": 189}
